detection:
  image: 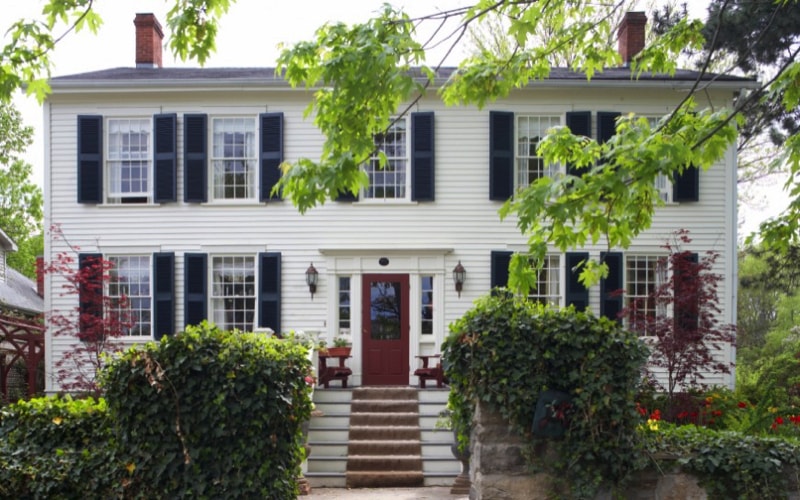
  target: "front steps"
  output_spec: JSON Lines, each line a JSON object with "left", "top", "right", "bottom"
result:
{"left": 306, "top": 386, "right": 460, "bottom": 488}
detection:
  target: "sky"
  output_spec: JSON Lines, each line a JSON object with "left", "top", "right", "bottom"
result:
{"left": 5, "top": 0, "right": 790, "bottom": 238}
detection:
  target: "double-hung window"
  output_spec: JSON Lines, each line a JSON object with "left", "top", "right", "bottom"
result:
{"left": 644, "top": 116, "right": 673, "bottom": 202}
{"left": 625, "top": 254, "right": 667, "bottom": 336}
{"left": 516, "top": 115, "right": 560, "bottom": 188}
{"left": 366, "top": 119, "right": 408, "bottom": 200}
{"left": 211, "top": 256, "right": 256, "bottom": 332}
{"left": 107, "top": 255, "right": 152, "bottom": 337}
{"left": 211, "top": 117, "right": 257, "bottom": 200}
{"left": 528, "top": 255, "right": 561, "bottom": 306}
{"left": 107, "top": 119, "right": 151, "bottom": 203}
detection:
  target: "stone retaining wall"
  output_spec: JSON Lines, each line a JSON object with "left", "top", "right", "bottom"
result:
{"left": 468, "top": 401, "right": 723, "bottom": 500}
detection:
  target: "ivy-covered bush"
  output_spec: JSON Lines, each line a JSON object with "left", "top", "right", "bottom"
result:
{"left": 100, "top": 322, "right": 312, "bottom": 499}
{"left": 442, "top": 292, "right": 649, "bottom": 496}
{"left": 641, "top": 422, "right": 800, "bottom": 498}
{"left": 0, "top": 395, "right": 122, "bottom": 499}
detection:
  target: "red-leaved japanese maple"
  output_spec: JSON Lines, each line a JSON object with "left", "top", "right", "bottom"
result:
{"left": 622, "top": 230, "right": 736, "bottom": 400}
{"left": 43, "top": 225, "right": 134, "bottom": 394}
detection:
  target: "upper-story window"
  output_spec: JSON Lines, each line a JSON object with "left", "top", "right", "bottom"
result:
{"left": 211, "top": 117, "right": 257, "bottom": 200}
{"left": 366, "top": 119, "right": 408, "bottom": 200}
{"left": 644, "top": 116, "right": 673, "bottom": 202}
{"left": 516, "top": 115, "right": 561, "bottom": 188}
{"left": 107, "top": 255, "right": 152, "bottom": 337}
{"left": 107, "top": 119, "right": 151, "bottom": 204}
{"left": 211, "top": 255, "right": 256, "bottom": 332}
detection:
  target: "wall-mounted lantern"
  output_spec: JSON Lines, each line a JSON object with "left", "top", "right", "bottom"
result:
{"left": 305, "top": 262, "right": 319, "bottom": 299}
{"left": 452, "top": 261, "right": 466, "bottom": 298}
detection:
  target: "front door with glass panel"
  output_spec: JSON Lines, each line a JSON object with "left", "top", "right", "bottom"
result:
{"left": 361, "top": 274, "right": 409, "bottom": 385}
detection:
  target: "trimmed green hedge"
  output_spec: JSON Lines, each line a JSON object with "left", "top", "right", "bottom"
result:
{"left": 0, "top": 395, "right": 122, "bottom": 498}
{"left": 101, "top": 322, "right": 313, "bottom": 498}
{"left": 1, "top": 323, "right": 312, "bottom": 499}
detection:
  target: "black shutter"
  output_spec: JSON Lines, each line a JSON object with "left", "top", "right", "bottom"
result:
{"left": 335, "top": 189, "right": 358, "bottom": 202}
{"left": 674, "top": 252, "right": 699, "bottom": 333}
{"left": 565, "top": 252, "right": 589, "bottom": 311}
{"left": 600, "top": 252, "right": 624, "bottom": 322}
{"left": 258, "top": 252, "right": 281, "bottom": 333}
{"left": 184, "top": 114, "right": 208, "bottom": 203}
{"left": 77, "top": 115, "right": 103, "bottom": 203}
{"left": 260, "top": 112, "right": 284, "bottom": 202}
{"left": 491, "top": 250, "right": 513, "bottom": 290}
{"left": 596, "top": 112, "right": 620, "bottom": 145}
{"left": 153, "top": 252, "right": 175, "bottom": 340}
{"left": 411, "top": 112, "right": 435, "bottom": 201}
{"left": 489, "top": 111, "right": 514, "bottom": 201}
{"left": 154, "top": 114, "right": 177, "bottom": 203}
{"left": 673, "top": 165, "right": 699, "bottom": 202}
{"left": 78, "top": 253, "right": 103, "bottom": 339}
{"left": 184, "top": 253, "right": 207, "bottom": 327}
{"left": 565, "top": 111, "right": 591, "bottom": 176}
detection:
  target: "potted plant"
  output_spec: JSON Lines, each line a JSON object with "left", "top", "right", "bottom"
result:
{"left": 327, "top": 336, "right": 351, "bottom": 357}
{"left": 315, "top": 339, "right": 328, "bottom": 356}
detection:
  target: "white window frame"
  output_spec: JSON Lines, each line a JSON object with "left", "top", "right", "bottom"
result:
{"left": 645, "top": 116, "right": 674, "bottom": 202}
{"left": 528, "top": 254, "right": 562, "bottom": 306}
{"left": 337, "top": 275, "right": 352, "bottom": 336}
{"left": 516, "top": 114, "right": 561, "bottom": 189}
{"left": 105, "top": 118, "right": 152, "bottom": 204}
{"left": 420, "top": 275, "right": 434, "bottom": 335}
{"left": 210, "top": 255, "right": 256, "bottom": 332}
{"left": 210, "top": 116, "right": 258, "bottom": 201}
{"left": 625, "top": 254, "right": 668, "bottom": 337}
{"left": 364, "top": 117, "right": 409, "bottom": 201}
{"left": 107, "top": 254, "right": 152, "bottom": 338}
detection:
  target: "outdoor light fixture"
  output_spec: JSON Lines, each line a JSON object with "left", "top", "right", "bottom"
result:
{"left": 452, "top": 261, "right": 466, "bottom": 298}
{"left": 305, "top": 262, "right": 319, "bottom": 299}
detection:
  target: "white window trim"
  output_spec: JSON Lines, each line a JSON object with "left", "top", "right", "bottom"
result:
{"left": 106, "top": 254, "right": 153, "bottom": 339}
{"left": 624, "top": 253, "right": 669, "bottom": 338}
{"left": 515, "top": 114, "right": 562, "bottom": 190}
{"left": 362, "top": 116, "right": 411, "bottom": 202}
{"left": 105, "top": 117, "right": 153, "bottom": 205}
{"left": 209, "top": 254, "right": 257, "bottom": 333}
{"left": 209, "top": 116, "right": 258, "bottom": 202}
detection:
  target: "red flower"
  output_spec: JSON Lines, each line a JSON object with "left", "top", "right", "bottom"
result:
{"left": 650, "top": 409, "right": 662, "bottom": 421}
{"left": 712, "top": 410, "right": 722, "bottom": 417}
{"left": 776, "top": 416, "right": 785, "bottom": 425}
{"left": 636, "top": 403, "right": 647, "bottom": 416}
{"left": 738, "top": 401, "right": 748, "bottom": 408}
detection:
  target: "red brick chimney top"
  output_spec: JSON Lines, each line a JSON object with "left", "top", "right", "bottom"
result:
{"left": 618, "top": 11, "right": 647, "bottom": 66}
{"left": 134, "top": 13, "right": 164, "bottom": 68}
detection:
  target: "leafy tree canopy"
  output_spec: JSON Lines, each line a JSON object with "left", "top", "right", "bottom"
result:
{"left": 0, "top": 102, "right": 42, "bottom": 278}
{"left": 3, "top": 0, "right": 800, "bottom": 288}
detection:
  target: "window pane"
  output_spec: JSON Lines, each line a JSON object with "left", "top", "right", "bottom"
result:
{"left": 516, "top": 115, "right": 560, "bottom": 188}
{"left": 211, "top": 118, "right": 257, "bottom": 200}
{"left": 211, "top": 256, "right": 255, "bottom": 332}
{"left": 528, "top": 255, "right": 561, "bottom": 306}
{"left": 421, "top": 276, "right": 433, "bottom": 335}
{"left": 366, "top": 119, "right": 408, "bottom": 200}
{"left": 107, "top": 119, "right": 151, "bottom": 203}
{"left": 338, "top": 276, "right": 351, "bottom": 334}
{"left": 626, "top": 255, "right": 666, "bottom": 336}
{"left": 108, "top": 255, "right": 151, "bottom": 336}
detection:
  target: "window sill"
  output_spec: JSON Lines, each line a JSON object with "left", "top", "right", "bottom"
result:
{"left": 356, "top": 199, "right": 418, "bottom": 206}
{"left": 203, "top": 199, "right": 268, "bottom": 207}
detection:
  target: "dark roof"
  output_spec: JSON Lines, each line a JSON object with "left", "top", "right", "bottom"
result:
{"left": 49, "top": 66, "right": 755, "bottom": 86}
{"left": 0, "top": 267, "right": 43, "bottom": 316}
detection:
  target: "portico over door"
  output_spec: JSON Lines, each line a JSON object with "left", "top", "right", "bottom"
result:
{"left": 361, "top": 274, "right": 409, "bottom": 385}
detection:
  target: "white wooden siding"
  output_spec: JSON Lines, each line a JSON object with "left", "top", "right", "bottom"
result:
{"left": 44, "top": 84, "right": 739, "bottom": 390}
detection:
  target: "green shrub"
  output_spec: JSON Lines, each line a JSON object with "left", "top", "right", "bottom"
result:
{"left": 642, "top": 423, "right": 800, "bottom": 499}
{"left": 0, "top": 395, "right": 122, "bottom": 499}
{"left": 101, "top": 322, "right": 313, "bottom": 499}
{"left": 442, "top": 292, "right": 649, "bottom": 497}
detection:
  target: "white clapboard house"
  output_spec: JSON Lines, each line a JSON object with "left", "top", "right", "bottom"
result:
{"left": 42, "top": 12, "right": 754, "bottom": 392}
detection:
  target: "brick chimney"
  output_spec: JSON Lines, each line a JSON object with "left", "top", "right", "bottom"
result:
{"left": 134, "top": 13, "right": 164, "bottom": 68}
{"left": 618, "top": 11, "right": 647, "bottom": 66}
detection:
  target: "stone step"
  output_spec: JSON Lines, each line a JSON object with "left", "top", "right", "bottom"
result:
{"left": 346, "top": 455, "right": 423, "bottom": 472}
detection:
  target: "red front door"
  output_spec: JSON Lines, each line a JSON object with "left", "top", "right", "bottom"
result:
{"left": 361, "top": 274, "right": 409, "bottom": 385}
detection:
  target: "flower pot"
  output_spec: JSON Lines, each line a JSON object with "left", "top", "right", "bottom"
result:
{"left": 327, "top": 346, "right": 351, "bottom": 357}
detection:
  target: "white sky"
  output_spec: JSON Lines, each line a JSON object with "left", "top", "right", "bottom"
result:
{"left": 5, "top": 0, "right": 789, "bottom": 238}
